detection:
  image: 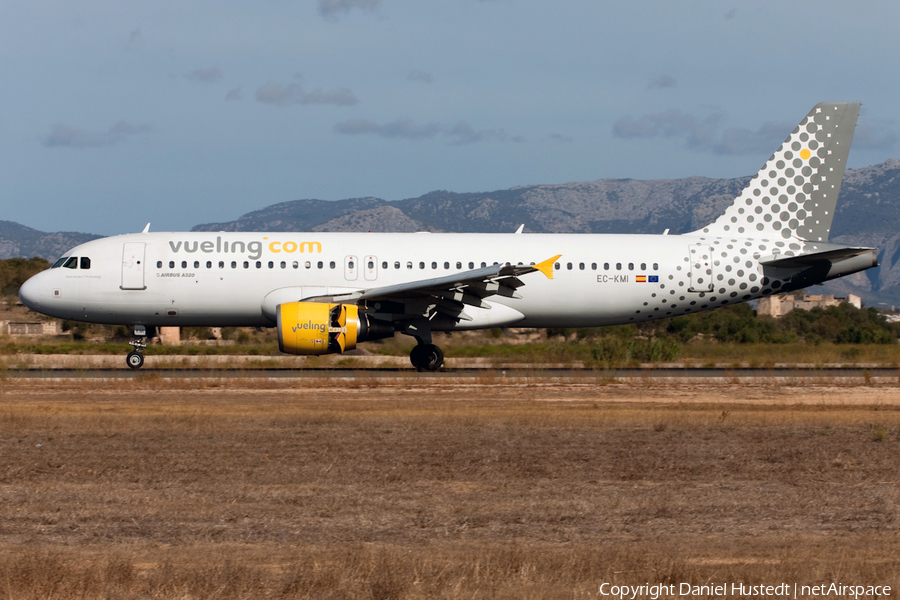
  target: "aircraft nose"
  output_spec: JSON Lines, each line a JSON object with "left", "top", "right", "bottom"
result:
{"left": 19, "top": 274, "right": 42, "bottom": 311}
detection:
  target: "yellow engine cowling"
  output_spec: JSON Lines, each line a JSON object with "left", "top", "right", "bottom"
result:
{"left": 276, "top": 302, "right": 361, "bottom": 355}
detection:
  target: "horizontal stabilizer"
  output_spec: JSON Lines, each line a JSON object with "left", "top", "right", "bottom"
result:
{"left": 760, "top": 247, "right": 876, "bottom": 269}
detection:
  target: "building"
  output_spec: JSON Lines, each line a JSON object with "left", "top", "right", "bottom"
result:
{"left": 2, "top": 321, "right": 62, "bottom": 336}
{"left": 757, "top": 293, "right": 862, "bottom": 318}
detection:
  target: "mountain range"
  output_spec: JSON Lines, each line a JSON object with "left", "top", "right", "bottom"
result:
{"left": 4, "top": 159, "right": 900, "bottom": 306}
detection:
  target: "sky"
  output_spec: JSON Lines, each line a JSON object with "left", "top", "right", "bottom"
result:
{"left": 2, "top": 0, "right": 899, "bottom": 235}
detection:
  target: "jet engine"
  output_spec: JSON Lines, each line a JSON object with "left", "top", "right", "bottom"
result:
{"left": 276, "top": 302, "right": 393, "bottom": 355}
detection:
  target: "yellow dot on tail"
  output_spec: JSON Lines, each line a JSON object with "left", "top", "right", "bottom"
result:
{"left": 800, "top": 148, "right": 811, "bottom": 160}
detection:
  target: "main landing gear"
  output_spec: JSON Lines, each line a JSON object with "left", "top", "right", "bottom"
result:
{"left": 409, "top": 343, "right": 444, "bottom": 372}
{"left": 402, "top": 320, "right": 444, "bottom": 372}
{"left": 126, "top": 325, "right": 148, "bottom": 369}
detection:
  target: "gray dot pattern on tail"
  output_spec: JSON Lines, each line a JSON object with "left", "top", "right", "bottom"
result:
{"left": 700, "top": 103, "right": 857, "bottom": 243}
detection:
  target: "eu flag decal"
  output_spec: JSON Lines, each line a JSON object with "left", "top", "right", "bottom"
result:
{"left": 648, "top": 275, "right": 659, "bottom": 283}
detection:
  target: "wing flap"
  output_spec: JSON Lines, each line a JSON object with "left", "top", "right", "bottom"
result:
{"left": 306, "top": 255, "right": 560, "bottom": 324}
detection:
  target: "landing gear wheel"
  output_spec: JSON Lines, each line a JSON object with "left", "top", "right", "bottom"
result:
{"left": 126, "top": 351, "right": 144, "bottom": 369}
{"left": 410, "top": 344, "right": 443, "bottom": 372}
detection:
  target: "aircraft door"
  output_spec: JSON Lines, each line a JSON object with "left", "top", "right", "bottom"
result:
{"left": 344, "top": 255, "right": 358, "bottom": 281}
{"left": 121, "top": 242, "right": 147, "bottom": 290}
{"left": 688, "top": 245, "right": 714, "bottom": 292}
{"left": 364, "top": 255, "right": 378, "bottom": 281}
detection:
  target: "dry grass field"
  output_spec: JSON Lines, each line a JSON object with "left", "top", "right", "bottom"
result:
{"left": 0, "top": 374, "right": 899, "bottom": 599}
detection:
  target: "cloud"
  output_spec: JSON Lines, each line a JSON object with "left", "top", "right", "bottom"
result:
{"left": 852, "top": 122, "right": 898, "bottom": 151}
{"left": 408, "top": 71, "right": 433, "bottom": 84}
{"left": 225, "top": 86, "right": 243, "bottom": 101}
{"left": 613, "top": 109, "right": 720, "bottom": 144}
{"left": 445, "top": 121, "right": 523, "bottom": 145}
{"left": 319, "top": 0, "right": 379, "bottom": 17}
{"left": 648, "top": 74, "right": 677, "bottom": 90}
{"left": 334, "top": 117, "right": 523, "bottom": 144}
{"left": 334, "top": 117, "right": 441, "bottom": 140}
{"left": 43, "top": 121, "right": 152, "bottom": 148}
{"left": 256, "top": 81, "right": 358, "bottom": 106}
{"left": 186, "top": 66, "right": 223, "bottom": 83}
{"left": 549, "top": 133, "right": 573, "bottom": 143}
{"left": 712, "top": 121, "right": 794, "bottom": 155}
{"left": 613, "top": 108, "right": 799, "bottom": 156}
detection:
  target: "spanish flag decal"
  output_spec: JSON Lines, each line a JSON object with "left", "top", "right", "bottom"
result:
{"left": 635, "top": 275, "right": 647, "bottom": 283}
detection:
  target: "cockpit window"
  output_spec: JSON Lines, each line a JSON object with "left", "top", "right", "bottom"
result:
{"left": 80, "top": 257, "right": 91, "bottom": 270}
{"left": 52, "top": 257, "right": 68, "bottom": 268}
{"left": 63, "top": 257, "right": 78, "bottom": 269}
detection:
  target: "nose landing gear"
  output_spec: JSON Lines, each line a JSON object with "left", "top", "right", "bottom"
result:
{"left": 126, "top": 325, "right": 148, "bottom": 369}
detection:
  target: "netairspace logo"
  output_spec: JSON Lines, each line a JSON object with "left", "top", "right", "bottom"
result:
{"left": 597, "top": 582, "right": 892, "bottom": 599}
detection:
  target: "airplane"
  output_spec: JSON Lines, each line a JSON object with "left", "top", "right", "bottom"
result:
{"left": 19, "top": 102, "right": 878, "bottom": 371}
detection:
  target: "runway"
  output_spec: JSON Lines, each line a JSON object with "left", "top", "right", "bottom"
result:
{"left": 6, "top": 365, "right": 900, "bottom": 379}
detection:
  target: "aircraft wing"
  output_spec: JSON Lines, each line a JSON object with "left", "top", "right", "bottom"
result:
{"left": 303, "top": 255, "right": 560, "bottom": 322}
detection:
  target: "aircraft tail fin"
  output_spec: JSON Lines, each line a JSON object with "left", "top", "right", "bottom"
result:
{"left": 695, "top": 102, "right": 859, "bottom": 242}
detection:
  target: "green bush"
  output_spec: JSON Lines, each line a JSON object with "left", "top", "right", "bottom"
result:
{"left": 590, "top": 337, "right": 681, "bottom": 368}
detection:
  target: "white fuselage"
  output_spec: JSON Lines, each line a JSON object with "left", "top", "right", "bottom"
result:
{"left": 19, "top": 231, "right": 810, "bottom": 330}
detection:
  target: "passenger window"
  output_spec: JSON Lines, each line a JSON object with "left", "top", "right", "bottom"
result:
{"left": 348, "top": 261, "right": 354, "bottom": 269}
{"left": 567, "top": 263, "right": 573, "bottom": 270}
{"left": 52, "top": 257, "right": 68, "bottom": 268}
{"left": 206, "top": 261, "right": 212, "bottom": 268}
{"left": 382, "top": 261, "right": 388, "bottom": 269}
{"left": 368, "top": 261, "right": 374, "bottom": 269}
{"left": 628, "top": 263, "right": 634, "bottom": 270}
{"left": 591, "top": 263, "right": 597, "bottom": 270}
{"left": 641, "top": 263, "right": 647, "bottom": 270}
{"left": 406, "top": 262, "right": 412, "bottom": 269}
{"left": 157, "top": 261, "right": 163, "bottom": 269}
{"left": 231, "top": 261, "right": 237, "bottom": 269}
{"left": 456, "top": 262, "right": 462, "bottom": 269}
{"left": 468, "top": 262, "right": 474, "bottom": 269}
{"left": 432, "top": 262, "right": 437, "bottom": 269}
{"left": 219, "top": 261, "right": 224, "bottom": 268}
{"left": 394, "top": 261, "right": 400, "bottom": 269}
{"left": 419, "top": 262, "right": 425, "bottom": 269}
{"left": 317, "top": 261, "right": 323, "bottom": 269}
{"left": 616, "top": 263, "right": 622, "bottom": 270}
{"left": 329, "top": 261, "right": 336, "bottom": 269}
{"left": 444, "top": 262, "right": 450, "bottom": 269}
{"left": 169, "top": 261, "right": 175, "bottom": 269}
{"left": 79, "top": 257, "right": 91, "bottom": 269}
{"left": 554, "top": 262, "right": 560, "bottom": 270}
{"left": 243, "top": 261, "right": 249, "bottom": 269}
{"left": 268, "top": 261, "right": 274, "bottom": 269}
{"left": 579, "top": 263, "right": 584, "bottom": 270}
{"left": 256, "top": 261, "right": 261, "bottom": 269}
{"left": 604, "top": 263, "right": 609, "bottom": 270}
{"left": 280, "top": 261, "right": 286, "bottom": 269}
{"left": 194, "top": 261, "right": 200, "bottom": 268}
{"left": 653, "top": 263, "right": 659, "bottom": 270}
{"left": 303, "top": 261, "right": 309, "bottom": 269}
{"left": 481, "top": 262, "right": 486, "bottom": 268}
